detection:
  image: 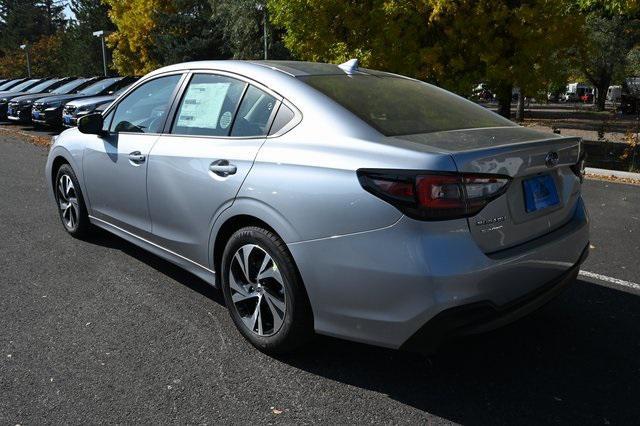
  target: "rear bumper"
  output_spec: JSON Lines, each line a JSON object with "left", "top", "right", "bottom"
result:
{"left": 288, "top": 196, "right": 589, "bottom": 350}
{"left": 400, "top": 244, "right": 588, "bottom": 353}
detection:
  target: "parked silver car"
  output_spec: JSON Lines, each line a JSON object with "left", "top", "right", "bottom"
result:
{"left": 45, "top": 60, "right": 589, "bottom": 354}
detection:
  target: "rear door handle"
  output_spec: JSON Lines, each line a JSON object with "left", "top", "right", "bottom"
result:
{"left": 209, "top": 160, "right": 237, "bottom": 177}
{"left": 129, "top": 151, "right": 146, "bottom": 163}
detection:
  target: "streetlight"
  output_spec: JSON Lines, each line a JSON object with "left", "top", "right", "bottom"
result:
{"left": 255, "top": 3, "right": 268, "bottom": 60}
{"left": 19, "top": 44, "right": 31, "bottom": 78}
{"left": 93, "top": 30, "right": 113, "bottom": 76}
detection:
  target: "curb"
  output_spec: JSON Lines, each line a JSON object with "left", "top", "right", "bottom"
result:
{"left": 585, "top": 167, "right": 640, "bottom": 180}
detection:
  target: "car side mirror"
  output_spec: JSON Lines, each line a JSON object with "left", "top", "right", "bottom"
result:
{"left": 78, "top": 113, "right": 106, "bottom": 136}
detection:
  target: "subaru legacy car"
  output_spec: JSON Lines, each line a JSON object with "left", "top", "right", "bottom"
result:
{"left": 0, "top": 78, "right": 48, "bottom": 120}
{"left": 62, "top": 80, "right": 138, "bottom": 127}
{"left": 6, "top": 77, "right": 77, "bottom": 123}
{"left": 45, "top": 60, "right": 589, "bottom": 354}
{"left": 33, "top": 76, "right": 136, "bottom": 127}
{"left": 12, "top": 77, "right": 101, "bottom": 125}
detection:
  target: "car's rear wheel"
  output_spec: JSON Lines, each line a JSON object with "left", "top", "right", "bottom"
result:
{"left": 54, "top": 164, "right": 91, "bottom": 238}
{"left": 221, "top": 226, "right": 313, "bottom": 354}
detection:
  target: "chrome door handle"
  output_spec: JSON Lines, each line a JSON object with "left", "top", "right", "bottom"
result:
{"left": 128, "top": 151, "right": 146, "bottom": 163}
{"left": 209, "top": 160, "right": 237, "bottom": 177}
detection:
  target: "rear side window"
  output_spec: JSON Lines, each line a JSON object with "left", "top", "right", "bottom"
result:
{"left": 300, "top": 75, "right": 515, "bottom": 137}
{"left": 269, "top": 104, "right": 295, "bottom": 135}
{"left": 230, "top": 85, "right": 277, "bottom": 137}
{"left": 110, "top": 74, "right": 182, "bottom": 134}
{"left": 172, "top": 74, "right": 246, "bottom": 137}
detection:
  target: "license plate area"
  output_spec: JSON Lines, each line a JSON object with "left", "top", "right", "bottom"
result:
{"left": 523, "top": 174, "right": 559, "bottom": 213}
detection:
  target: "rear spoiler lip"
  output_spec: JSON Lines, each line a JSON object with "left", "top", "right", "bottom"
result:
{"left": 449, "top": 137, "right": 582, "bottom": 177}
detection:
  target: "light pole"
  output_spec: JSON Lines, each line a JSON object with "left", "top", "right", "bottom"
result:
{"left": 19, "top": 44, "right": 31, "bottom": 78}
{"left": 255, "top": 3, "right": 267, "bottom": 60}
{"left": 93, "top": 30, "right": 112, "bottom": 76}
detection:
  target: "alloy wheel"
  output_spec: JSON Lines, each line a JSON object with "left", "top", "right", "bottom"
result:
{"left": 228, "top": 244, "right": 287, "bottom": 336}
{"left": 57, "top": 174, "right": 80, "bottom": 230}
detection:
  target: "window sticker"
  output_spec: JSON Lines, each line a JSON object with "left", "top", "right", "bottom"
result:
{"left": 176, "top": 82, "right": 230, "bottom": 129}
{"left": 219, "top": 111, "right": 232, "bottom": 129}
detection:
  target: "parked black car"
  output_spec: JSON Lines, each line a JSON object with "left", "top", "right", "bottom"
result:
{"left": 32, "top": 76, "right": 136, "bottom": 127}
{"left": 8, "top": 77, "right": 101, "bottom": 124}
{"left": 6, "top": 77, "right": 77, "bottom": 123}
{"left": 0, "top": 78, "right": 49, "bottom": 120}
{"left": 62, "top": 79, "right": 138, "bottom": 127}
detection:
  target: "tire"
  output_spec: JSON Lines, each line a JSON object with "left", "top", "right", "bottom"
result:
{"left": 221, "top": 226, "right": 313, "bottom": 354}
{"left": 54, "top": 164, "right": 92, "bottom": 238}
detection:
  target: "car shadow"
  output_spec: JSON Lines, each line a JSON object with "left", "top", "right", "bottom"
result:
{"left": 84, "top": 229, "right": 640, "bottom": 423}
{"left": 283, "top": 280, "right": 640, "bottom": 424}
{"left": 88, "top": 228, "right": 225, "bottom": 307}
{"left": 20, "top": 125, "right": 60, "bottom": 136}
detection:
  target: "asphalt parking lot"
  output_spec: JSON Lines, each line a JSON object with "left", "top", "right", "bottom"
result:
{"left": 1, "top": 131, "right": 639, "bottom": 424}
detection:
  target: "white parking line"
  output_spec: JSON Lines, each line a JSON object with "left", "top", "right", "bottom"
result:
{"left": 579, "top": 270, "right": 640, "bottom": 291}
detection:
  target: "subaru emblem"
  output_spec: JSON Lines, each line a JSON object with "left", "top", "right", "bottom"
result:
{"left": 545, "top": 151, "right": 559, "bottom": 168}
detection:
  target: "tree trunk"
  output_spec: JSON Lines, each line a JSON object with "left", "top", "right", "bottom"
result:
{"left": 516, "top": 90, "right": 525, "bottom": 122}
{"left": 596, "top": 83, "right": 609, "bottom": 111}
{"left": 496, "top": 84, "right": 513, "bottom": 119}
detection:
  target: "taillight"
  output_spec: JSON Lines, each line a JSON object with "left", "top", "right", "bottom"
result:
{"left": 571, "top": 147, "right": 586, "bottom": 183}
{"left": 358, "top": 170, "right": 511, "bottom": 220}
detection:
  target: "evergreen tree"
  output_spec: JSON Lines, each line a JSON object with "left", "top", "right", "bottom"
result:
{"left": 212, "top": 0, "right": 289, "bottom": 60}
{"left": 0, "top": 0, "right": 60, "bottom": 53}
{"left": 151, "top": 0, "right": 227, "bottom": 66}
{"left": 64, "top": 0, "right": 115, "bottom": 75}
{"left": 36, "top": 0, "right": 66, "bottom": 35}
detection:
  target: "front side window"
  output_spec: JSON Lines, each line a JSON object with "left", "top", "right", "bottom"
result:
{"left": 171, "top": 74, "right": 246, "bottom": 137}
{"left": 110, "top": 75, "right": 182, "bottom": 134}
{"left": 230, "top": 85, "right": 277, "bottom": 137}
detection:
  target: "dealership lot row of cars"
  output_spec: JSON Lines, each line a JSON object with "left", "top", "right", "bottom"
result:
{"left": 0, "top": 76, "right": 138, "bottom": 129}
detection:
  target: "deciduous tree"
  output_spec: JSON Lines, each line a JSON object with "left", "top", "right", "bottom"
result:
{"left": 573, "top": 0, "right": 640, "bottom": 110}
{"left": 103, "top": 0, "right": 173, "bottom": 75}
{"left": 269, "top": 0, "right": 580, "bottom": 119}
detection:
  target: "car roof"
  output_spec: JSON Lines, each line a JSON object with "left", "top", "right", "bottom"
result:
{"left": 149, "top": 60, "right": 394, "bottom": 79}
{"left": 129, "top": 61, "right": 397, "bottom": 140}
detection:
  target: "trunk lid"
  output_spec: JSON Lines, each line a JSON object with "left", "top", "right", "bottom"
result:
{"left": 395, "top": 127, "right": 582, "bottom": 253}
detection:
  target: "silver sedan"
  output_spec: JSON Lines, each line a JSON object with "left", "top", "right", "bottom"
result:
{"left": 45, "top": 60, "right": 589, "bottom": 354}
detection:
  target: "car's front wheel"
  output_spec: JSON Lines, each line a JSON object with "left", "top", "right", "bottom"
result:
{"left": 54, "top": 164, "right": 91, "bottom": 238}
{"left": 221, "top": 226, "right": 313, "bottom": 354}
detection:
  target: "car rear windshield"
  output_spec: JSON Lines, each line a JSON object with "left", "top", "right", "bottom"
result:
{"left": 79, "top": 78, "right": 121, "bottom": 96}
{"left": 300, "top": 75, "right": 515, "bottom": 136}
